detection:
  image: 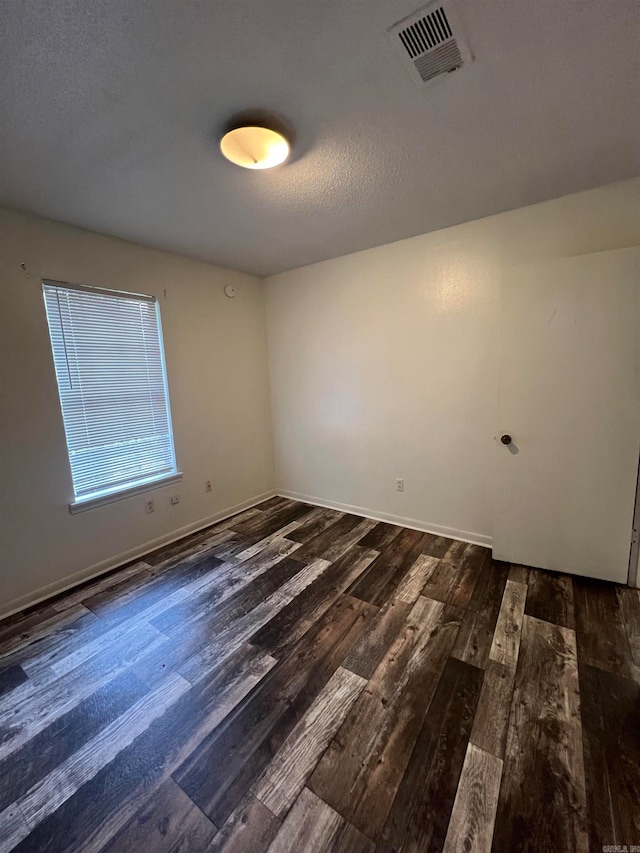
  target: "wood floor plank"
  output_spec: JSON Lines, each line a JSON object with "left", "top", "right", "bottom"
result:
{"left": 50, "top": 561, "right": 152, "bottom": 612}
{"left": 0, "top": 802, "right": 30, "bottom": 853}
{"left": 394, "top": 554, "right": 439, "bottom": 603}
{"left": 129, "top": 557, "right": 310, "bottom": 690}
{"left": 152, "top": 549, "right": 303, "bottom": 640}
{"left": 0, "top": 605, "right": 93, "bottom": 659}
{"left": 205, "top": 793, "right": 280, "bottom": 853}
{"left": 12, "top": 606, "right": 121, "bottom": 681}
{"left": 346, "top": 527, "right": 429, "bottom": 607}
{"left": 228, "top": 499, "right": 303, "bottom": 533}
{"left": 421, "top": 533, "right": 455, "bottom": 558}
{"left": 0, "top": 603, "right": 66, "bottom": 649}
{"left": 469, "top": 659, "right": 516, "bottom": 760}
{"left": 265, "top": 787, "right": 343, "bottom": 853}
{"left": 142, "top": 507, "right": 261, "bottom": 566}
{"left": 15, "top": 580, "right": 189, "bottom": 691}
{"left": 18, "top": 673, "right": 190, "bottom": 831}
{"left": 0, "top": 665, "right": 28, "bottom": 698}
{"left": 173, "top": 588, "right": 290, "bottom": 685}
{"left": 309, "top": 597, "right": 462, "bottom": 840}
{"left": 11, "top": 644, "right": 277, "bottom": 853}
{"left": 287, "top": 508, "right": 342, "bottom": 544}
{"left": 100, "top": 778, "right": 217, "bottom": 853}
{"left": 80, "top": 546, "right": 229, "bottom": 628}
{"left": 443, "top": 743, "right": 503, "bottom": 853}
{"left": 0, "top": 600, "right": 57, "bottom": 631}
{"left": 524, "top": 568, "right": 575, "bottom": 629}
{"left": 129, "top": 634, "right": 204, "bottom": 692}
{"left": 319, "top": 518, "right": 377, "bottom": 563}
{"left": 1, "top": 499, "right": 636, "bottom": 853}
{"left": 616, "top": 586, "right": 640, "bottom": 667}
{"left": 578, "top": 662, "right": 640, "bottom": 850}
{"left": 205, "top": 535, "right": 255, "bottom": 563}
{"left": 143, "top": 529, "right": 229, "bottom": 569}
{"left": 443, "top": 542, "right": 489, "bottom": 608}
{"left": 507, "top": 564, "right": 530, "bottom": 584}
{"left": 228, "top": 524, "right": 306, "bottom": 565}
{"left": 175, "top": 559, "right": 331, "bottom": 684}
{"left": 0, "top": 622, "right": 168, "bottom": 763}
{"left": 154, "top": 526, "right": 240, "bottom": 563}
{"left": 251, "top": 666, "right": 367, "bottom": 818}
{"left": 48, "top": 598, "right": 191, "bottom": 677}
{"left": 291, "top": 514, "right": 368, "bottom": 564}
{"left": 229, "top": 502, "right": 312, "bottom": 540}
{"left": 356, "top": 521, "right": 403, "bottom": 552}
{"left": 250, "top": 546, "right": 377, "bottom": 660}
{"left": 66, "top": 566, "right": 157, "bottom": 619}
{"left": 152, "top": 546, "right": 302, "bottom": 638}
{"left": 0, "top": 670, "right": 148, "bottom": 814}
{"left": 492, "top": 615, "right": 588, "bottom": 853}
{"left": 255, "top": 496, "right": 289, "bottom": 512}
{"left": 88, "top": 532, "right": 239, "bottom": 620}
{"left": 420, "top": 541, "right": 487, "bottom": 609}
{"left": 329, "top": 821, "right": 375, "bottom": 853}
{"left": 451, "top": 558, "right": 509, "bottom": 670}
{"left": 573, "top": 576, "right": 637, "bottom": 679}
{"left": 173, "top": 595, "right": 375, "bottom": 829}
{"left": 378, "top": 656, "right": 483, "bottom": 853}
{"left": 488, "top": 579, "right": 527, "bottom": 668}
{"left": 129, "top": 557, "right": 320, "bottom": 691}
{"left": 1, "top": 618, "right": 124, "bottom": 718}
{"left": 342, "top": 597, "right": 412, "bottom": 680}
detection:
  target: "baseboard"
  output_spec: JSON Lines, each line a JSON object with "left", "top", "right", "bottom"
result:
{"left": 2, "top": 487, "right": 491, "bottom": 623}
{"left": 278, "top": 489, "right": 493, "bottom": 549}
{"left": 0, "top": 489, "right": 276, "bottom": 622}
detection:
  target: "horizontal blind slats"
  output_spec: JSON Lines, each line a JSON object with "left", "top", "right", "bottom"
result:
{"left": 43, "top": 283, "right": 177, "bottom": 500}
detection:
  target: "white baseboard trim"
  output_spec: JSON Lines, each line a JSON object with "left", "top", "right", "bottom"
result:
{"left": 278, "top": 490, "right": 493, "bottom": 549}
{"left": 1, "top": 489, "right": 276, "bottom": 622}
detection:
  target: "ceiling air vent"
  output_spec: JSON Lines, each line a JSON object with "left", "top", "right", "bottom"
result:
{"left": 389, "top": 2, "right": 472, "bottom": 87}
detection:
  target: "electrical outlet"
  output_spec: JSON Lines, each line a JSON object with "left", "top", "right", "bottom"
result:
{"left": 205, "top": 480, "right": 212, "bottom": 493}
{"left": 145, "top": 499, "right": 155, "bottom": 514}
{"left": 396, "top": 478, "right": 404, "bottom": 492}
{"left": 170, "top": 495, "right": 180, "bottom": 505}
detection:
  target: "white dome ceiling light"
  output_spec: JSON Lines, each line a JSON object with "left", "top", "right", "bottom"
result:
{"left": 220, "top": 125, "right": 290, "bottom": 170}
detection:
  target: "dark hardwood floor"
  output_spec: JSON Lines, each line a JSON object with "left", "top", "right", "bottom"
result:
{"left": 0, "top": 497, "right": 638, "bottom": 852}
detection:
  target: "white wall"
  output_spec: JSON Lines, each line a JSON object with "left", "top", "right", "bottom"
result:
{"left": 265, "top": 178, "right": 640, "bottom": 546}
{"left": 0, "top": 208, "right": 275, "bottom": 617}
{"left": 2, "top": 178, "right": 639, "bottom": 616}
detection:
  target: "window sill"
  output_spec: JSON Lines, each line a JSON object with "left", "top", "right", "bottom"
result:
{"left": 69, "top": 472, "right": 183, "bottom": 514}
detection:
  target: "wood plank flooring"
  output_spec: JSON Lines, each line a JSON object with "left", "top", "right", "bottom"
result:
{"left": 0, "top": 496, "right": 638, "bottom": 852}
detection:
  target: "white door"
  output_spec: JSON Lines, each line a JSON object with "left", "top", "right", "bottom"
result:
{"left": 493, "top": 247, "right": 640, "bottom": 583}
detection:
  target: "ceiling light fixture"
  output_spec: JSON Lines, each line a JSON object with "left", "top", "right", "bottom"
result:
{"left": 220, "top": 125, "right": 290, "bottom": 170}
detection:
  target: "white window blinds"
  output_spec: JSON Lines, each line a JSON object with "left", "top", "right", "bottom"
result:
{"left": 43, "top": 281, "right": 177, "bottom": 504}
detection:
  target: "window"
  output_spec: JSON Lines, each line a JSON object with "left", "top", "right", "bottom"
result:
{"left": 43, "top": 281, "right": 179, "bottom": 511}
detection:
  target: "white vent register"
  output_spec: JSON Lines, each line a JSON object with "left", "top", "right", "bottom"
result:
{"left": 389, "top": 2, "right": 472, "bottom": 87}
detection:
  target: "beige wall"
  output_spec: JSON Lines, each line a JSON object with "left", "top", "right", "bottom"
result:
{"left": 265, "top": 178, "right": 640, "bottom": 546}
{"left": 2, "top": 177, "right": 639, "bottom": 616}
{"left": 0, "top": 208, "right": 275, "bottom": 616}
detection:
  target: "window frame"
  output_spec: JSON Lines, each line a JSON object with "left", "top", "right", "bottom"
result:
{"left": 42, "top": 279, "right": 182, "bottom": 513}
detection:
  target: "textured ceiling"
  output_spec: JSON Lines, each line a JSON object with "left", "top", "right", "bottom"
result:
{"left": 1, "top": 0, "right": 639, "bottom": 276}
